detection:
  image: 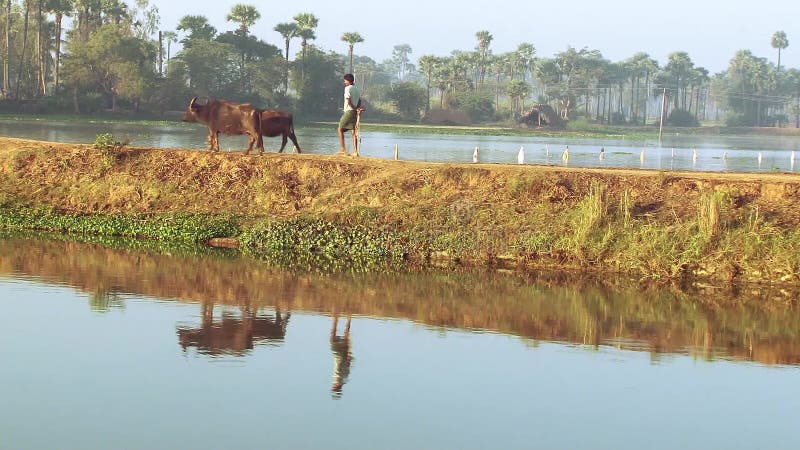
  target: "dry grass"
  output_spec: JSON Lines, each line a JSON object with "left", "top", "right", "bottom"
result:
{"left": 3, "top": 136, "right": 800, "bottom": 283}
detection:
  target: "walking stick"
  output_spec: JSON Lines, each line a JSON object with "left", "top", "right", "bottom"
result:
{"left": 353, "top": 109, "right": 362, "bottom": 157}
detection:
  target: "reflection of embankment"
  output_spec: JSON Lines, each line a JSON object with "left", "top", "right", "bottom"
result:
{"left": 2, "top": 237, "right": 799, "bottom": 365}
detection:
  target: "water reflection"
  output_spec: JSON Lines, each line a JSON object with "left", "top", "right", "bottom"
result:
{"left": 177, "top": 303, "right": 290, "bottom": 356}
{"left": 1, "top": 235, "right": 799, "bottom": 367}
{"left": 330, "top": 314, "right": 354, "bottom": 398}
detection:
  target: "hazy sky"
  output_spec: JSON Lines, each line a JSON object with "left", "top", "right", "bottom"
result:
{"left": 155, "top": 0, "right": 798, "bottom": 73}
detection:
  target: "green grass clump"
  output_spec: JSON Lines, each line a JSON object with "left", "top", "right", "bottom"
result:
{"left": 0, "top": 205, "right": 239, "bottom": 243}
{"left": 239, "top": 216, "right": 408, "bottom": 272}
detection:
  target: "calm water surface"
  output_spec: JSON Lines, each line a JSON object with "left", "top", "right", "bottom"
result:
{"left": 2, "top": 118, "right": 800, "bottom": 172}
{"left": 1, "top": 236, "right": 799, "bottom": 450}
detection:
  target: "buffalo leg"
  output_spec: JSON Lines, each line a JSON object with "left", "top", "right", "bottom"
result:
{"left": 289, "top": 132, "right": 301, "bottom": 153}
{"left": 279, "top": 135, "right": 288, "bottom": 153}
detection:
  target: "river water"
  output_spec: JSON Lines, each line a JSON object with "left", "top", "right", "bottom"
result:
{"left": 1, "top": 235, "right": 799, "bottom": 450}
{"left": 2, "top": 118, "right": 800, "bottom": 172}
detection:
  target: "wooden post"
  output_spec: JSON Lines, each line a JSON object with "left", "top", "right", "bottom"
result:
{"left": 658, "top": 88, "right": 667, "bottom": 145}
{"left": 394, "top": 144, "right": 399, "bottom": 160}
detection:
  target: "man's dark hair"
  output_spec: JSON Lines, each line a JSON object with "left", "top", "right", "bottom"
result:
{"left": 343, "top": 73, "right": 355, "bottom": 83}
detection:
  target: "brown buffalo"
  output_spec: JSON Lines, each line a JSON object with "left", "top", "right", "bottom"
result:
{"left": 182, "top": 97, "right": 264, "bottom": 153}
{"left": 259, "top": 109, "right": 302, "bottom": 153}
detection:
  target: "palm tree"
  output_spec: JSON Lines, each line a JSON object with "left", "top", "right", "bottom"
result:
{"left": 341, "top": 32, "right": 364, "bottom": 73}
{"left": 293, "top": 12, "right": 318, "bottom": 61}
{"left": 226, "top": 4, "right": 260, "bottom": 36}
{"left": 771, "top": 31, "right": 789, "bottom": 71}
{"left": 46, "top": 0, "right": 74, "bottom": 91}
{"left": 418, "top": 55, "right": 441, "bottom": 112}
{"left": 274, "top": 22, "right": 298, "bottom": 61}
{"left": 293, "top": 12, "right": 318, "bottom": 80}
{"left": 162, "top": 31, "right": 177, "bottom": 74}
{"left": 274, "top": 22, "right": 298, "bottom": 93}
{"left": 475, "top": 30, "right": 492, "bottom": 85}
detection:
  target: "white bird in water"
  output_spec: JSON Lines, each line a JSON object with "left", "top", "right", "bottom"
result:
{"left": 473, "top": 146, "right": 479, "bottom": 163}
{"left": 517, "top": 146, "right": 525, "bottom": 165}
{"left": 640, "top": 149, "right": 645, "bottom": 163}
{"left": 723, "top": 152, "right": 728, "bottom": 161}
{"left": 791, "top": 151, "right": 796, "bottom": 162}
{"left": 562, "top": 146, "right": 570, "bottom": 163}
{"left": 758, "top": 152, "right": 763, "bottom": 166}
{"left": 671, "top": 148, "right": 675, "bottom": 159}
{"left": 693, "top": 149, "right": 698, "bottom": 163}
{"left": 545, "top": 144, "right": 550, "bottom": 158}
{"left": 599, "top": 147, "right": 605, "bottom": 161}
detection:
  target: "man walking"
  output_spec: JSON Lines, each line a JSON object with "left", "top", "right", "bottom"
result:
{"left": 337, "top": 73, "right": 363, "bottom": 156}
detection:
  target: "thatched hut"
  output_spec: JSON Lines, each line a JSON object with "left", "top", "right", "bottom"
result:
{"left": 518, "top": 104, "right": 564, "bottom": 129}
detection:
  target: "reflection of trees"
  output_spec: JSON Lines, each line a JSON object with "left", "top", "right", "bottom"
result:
{"left": 89, "top": 289, "right": 125, "bottom": 313}
{"left": 177, "top": 302, "right": 289, "bottom": 356}
{"left": 2, "top": 236, "right": 800, "bottom": 366}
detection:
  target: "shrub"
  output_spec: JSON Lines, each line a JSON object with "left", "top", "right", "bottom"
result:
{"left": 667, "top": 109, "right": 700, "bottom": 127}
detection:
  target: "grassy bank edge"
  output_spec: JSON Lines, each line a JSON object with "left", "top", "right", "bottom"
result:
{"left": 2, "top": 202, "right": 799, "bottom": 285}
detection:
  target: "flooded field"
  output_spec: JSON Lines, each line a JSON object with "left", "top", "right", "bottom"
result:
{"left": 2, "top": 118, "right": 799, "bottom": 172}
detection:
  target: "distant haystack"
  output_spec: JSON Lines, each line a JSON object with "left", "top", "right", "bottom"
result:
{"left": 518, "top": 104, "right": 564, "bottom": 129}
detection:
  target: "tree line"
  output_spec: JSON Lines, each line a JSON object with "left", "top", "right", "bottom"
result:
{"left": 0, "top": 0, "right": 797, "bottom": 127}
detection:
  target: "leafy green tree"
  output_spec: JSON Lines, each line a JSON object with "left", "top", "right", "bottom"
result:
{"left": 454, "top": 91, "right": 495, "bottom": 122}
{"left": 173, "top": 39, "right": 238, "bottom": 95}
{"left": 290, "top": 45, "right": 341, "bottom": 117}
{"left": 388, "top": 81, "right": 426, "bottom": 120}
{"left": 341, "top": 31, "right": 363, "bottom": 73}
{"left": 392, "top": 44, "right": 412, "bottom": 80}
{"left": 771, "top": 31, "right": 789, "bottom": 71}
{"left": 716, "top": 49, "right": 777, "bottom": 126}
{"left": 62, "top": 23, "right": 157, "bottom": 112}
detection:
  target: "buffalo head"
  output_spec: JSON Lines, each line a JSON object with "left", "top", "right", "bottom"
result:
{"left": 182, "top": 97, "right": 207, "bottom": 123}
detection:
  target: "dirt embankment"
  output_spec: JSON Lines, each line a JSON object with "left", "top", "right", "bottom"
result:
{"left": 1, "top": 137, "right": 800, "bottom": 283}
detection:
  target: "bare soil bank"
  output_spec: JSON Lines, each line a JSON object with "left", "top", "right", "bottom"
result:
{"left": 2, "top": 137, "right": 800, "bottom": 284}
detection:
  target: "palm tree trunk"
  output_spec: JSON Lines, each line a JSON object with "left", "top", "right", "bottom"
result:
{"left": 348, "top": 45, "right": 353, "bottom": 73}
{"left": 37, "top": 0, "right": 45, "bottom": 96}
{"left": 15, "top": 0, "right": 30, "bottom": 100}
{"left": 72, "top": 85, "right": 79, "bottom": 113}
{"left": 425, "top": 71, "right": 431, "bottom": 112}
{"left": 54, "top": 13, "right": 63, "bottom": 90}
{"left": 643, "top": 72, "right": 650, "bottom": 125}
{"left": 3, "top": 0, "right": 10, "bottom": 97}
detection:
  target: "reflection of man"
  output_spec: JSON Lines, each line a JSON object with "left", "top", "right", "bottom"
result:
{"left": 330, "top": 314, "right": 353, "bottom": 399}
